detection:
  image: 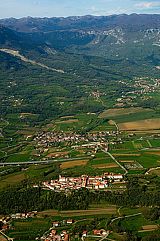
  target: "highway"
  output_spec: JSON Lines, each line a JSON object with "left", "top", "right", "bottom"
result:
{"left": 0, "top": 156, "right": 88, "bottom": 166}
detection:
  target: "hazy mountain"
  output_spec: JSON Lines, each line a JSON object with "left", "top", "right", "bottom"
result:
{"left": 1, "top": 14, "right": 160, "bottom": 32}
{"left": 0, "top": 25, "right": 49, "bottom": 53}
{"left": 0, "top": 14, "right": 160, "bottom": 55}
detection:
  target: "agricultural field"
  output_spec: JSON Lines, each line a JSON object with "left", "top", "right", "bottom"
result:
{"left": 98, "top": 107, "right": 152, "bottom": 118}
{"left": 89, "top": 152, "right": 118, "bottom": 169}
{"left": 118, "top": 118, "right": 160, "bottom": 131}
{"left": 0, "top": 235, "right": 7, "bottom": 241}
{"left": 55, "top": 119, "right": 79, "bottom": 124}
{"left": 60, "top": 159, "right": 89, "bottom": 169}
{"left": 149, "top": 139, "right": 160, "bottom": 148}
{"left": 4, "top": 153, "right": 31, "bottom": 163}
{"left": 0, "top": 163, "right": 61, "bottom": 190}
{"left": 148, "top": 168, "right": 160, "bottom": 176}
{"left": 59, "top": 150, "right": 126, "bottom": 175}
{"left": 0, "top": 172, "right": 26, "bottom": 190}
{"left": 111, "top": 151, "right": 160, "bottom": 170}
{"left": 6, "top": 218, "right": 51, "bottom": 241}
{"left": 109, "top": 136, "right": 160, "bottom": 174}
{"left": 39, "top": 206, "right": 117, "bottom": 217}
{"left": 51, "top": 114, "right": 97, "bottom": 132}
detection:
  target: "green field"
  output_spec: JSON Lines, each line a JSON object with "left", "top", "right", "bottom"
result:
{"left": 7, "top": 218, "right": 51, "bottom": 241}
{"left": 5, "top": 153, "right": 31, "bottom": 163}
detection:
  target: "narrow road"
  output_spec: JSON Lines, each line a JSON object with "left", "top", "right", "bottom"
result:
{"left": 117, "top": 207, "right": 122, "bottom": 216}
{"left": 111, "top": 121, "right": 119, "bottom": 132}
{"left": 41, "top": 227, "right": 53, "bottom": 240}
{"left": 86, "top": 234, "right": 115, "bottom": 241}
{"left": 147, "top": 140, "right": 152, "bottom": 148}
{"left": 99, "top": 231, "right": 110, "bottom": 241}
{"left": 102, "top": 149, "right": 128, "bottom": 175}
{"left": 145, "top": 166, "right": 160, "bottom": 175}
{"left": 110, "top": 212, "right": 142, "bottom": 224}
{"left": 0, "top": 231, "right": 13, "bottom": 241}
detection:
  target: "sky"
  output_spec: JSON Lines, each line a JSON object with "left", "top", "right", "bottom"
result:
{"left": 0, "top": 0, "right": 160, "bottom": 19}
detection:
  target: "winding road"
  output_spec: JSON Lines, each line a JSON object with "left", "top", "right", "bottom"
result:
{"left": 110, "top": 212, "right": 142, "bottom": 224}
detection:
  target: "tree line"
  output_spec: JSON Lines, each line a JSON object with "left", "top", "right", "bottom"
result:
{"left": 0, "top": 177, "right": 159, "bottom": 215}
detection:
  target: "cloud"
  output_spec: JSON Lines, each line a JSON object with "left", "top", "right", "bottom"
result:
{"left": 135, "top": 1, "right": 160, "bottom": 9}
{"left": 87, "top": 7, "right": 130, "bottom": 16}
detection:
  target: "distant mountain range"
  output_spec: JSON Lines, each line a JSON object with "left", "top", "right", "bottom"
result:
{"left": 1, "top": 14, "right": 160, "bottom": 32}
{"left": 0, "top": 14, "right": 160, "bottom": 54}
{"left": 0, "top": 14, "right": 159, "bottom": 69}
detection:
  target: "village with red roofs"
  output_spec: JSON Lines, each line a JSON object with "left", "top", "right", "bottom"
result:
{"left": 43, "top": 173, "right": 124, "bottom": 192}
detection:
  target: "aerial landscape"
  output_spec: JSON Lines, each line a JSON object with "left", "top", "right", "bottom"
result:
{"left": 0, "top": 0, "right": 160, "bottom": 241}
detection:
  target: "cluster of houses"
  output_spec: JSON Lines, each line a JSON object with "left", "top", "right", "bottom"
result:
{"left": 34, "top": 131, "right": 120, "bottom": 148}
{"left": 42, "top": 228, "right": 110, "bottom": 241}
{"left": 120, "top": 77, "right": 160, "bottom": 95}
{"left": 116, "top": 77, "right": 160, "bottom": 107}
{"left": 90, "top": 90, "right": 106, "bottom": 101}
{"left": 41, "top": 220, "right": 74, "bottom": 241}
{"left": 133, "top": 77, "right": 160, "bottom": 94}
{"left": 41, "top": 229, "right": 70, "bottom": 241}
{"left": 41, "top": 218, "right": 110, "bottom": 241}
{"left": 43, "top": 173, "right": 123, "bottom": 192}
{"left": 0, "top": 211, "right": 38, "bottom": 235}
{"left": 10, "top": 211, "right": 37, "bottom": 219}
{"left": 34, "top": 132, "right": 88, "bottom": 147}
{"left": 33, "top": 130, "right": 122, "bottom": 159}
{"left": 0, "top": 216, "right": 11, "bottom": 231}
{"left": 0, "top": 211, "right": 37, "bottom": 231}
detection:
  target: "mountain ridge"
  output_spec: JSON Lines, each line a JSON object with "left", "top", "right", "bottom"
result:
{"left": 1, "top": 14, "right": 160, "bottom": 32}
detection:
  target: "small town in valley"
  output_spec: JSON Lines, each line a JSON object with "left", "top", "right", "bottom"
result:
{"left": 43, "top": 173, "right": 124, "bottom": 192}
